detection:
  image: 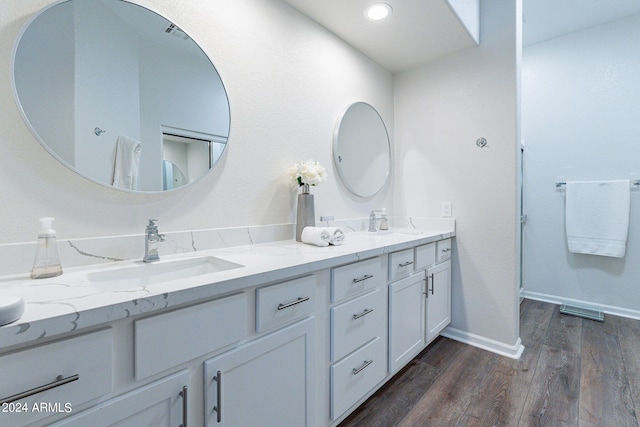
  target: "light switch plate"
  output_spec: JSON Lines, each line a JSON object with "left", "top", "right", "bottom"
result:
{"left": 442, "top": 202, "right": 452, "bottom": 218}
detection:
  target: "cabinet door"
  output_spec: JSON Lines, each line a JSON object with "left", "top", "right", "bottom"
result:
{"left": 426, "top": 260, "right": 451, "bottom": 343}
{"left": 204, "top": 318, "right": 315, "bottom": 427}
{"left": 388, "top": 273, "right": 425, "bottom": 373}
{"left": 51, "top": 370, "right": 189, "bottom": 427}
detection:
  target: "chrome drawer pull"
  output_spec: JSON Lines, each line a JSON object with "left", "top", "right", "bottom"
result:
{"left": 442, "top": 248, "right": 452, "bottom": 253}
{"left": 398, "top": 261, "right": 414, "bottom": 267}
{"left": 0, "top": 374, "right": 79, "bottom": 405}
{"left": 353, "top": 274, "right": 373, "bottom": 283}
{"left": 180, "top": 385, "right": 188, "bottom": 427}
{"left": 352, "top": 360, "right": 373, "bottom": 375}
{"left": 353, "top": 308, "right": 374, "bottom": 320}
{"left": 213, "top": 370, "right": 222, "bottom": 423}
{"left": 277, "top": 296, "right": 310, "bottom": 310}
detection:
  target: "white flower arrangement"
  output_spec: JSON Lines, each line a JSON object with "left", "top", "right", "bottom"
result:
{"left": 289, "top": 159, "right": 327, "bottom": 188}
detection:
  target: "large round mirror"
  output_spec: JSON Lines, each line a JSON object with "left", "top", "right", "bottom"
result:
{"left": 12, "top": 0, "right": 230, "bottom": 192}
{"left": 333, "top": 102, "right": 390, "bottom": 197}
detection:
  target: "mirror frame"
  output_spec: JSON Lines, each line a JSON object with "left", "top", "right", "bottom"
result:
{"left": 332, "top": 102, "right": 391, "bottom": 198}
{"left": 11, "top": 0, "right": 231, "bottom": 194}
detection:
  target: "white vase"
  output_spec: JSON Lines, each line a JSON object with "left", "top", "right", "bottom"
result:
{"left": 296, "top": 184, "right": 315, "bottom": 241}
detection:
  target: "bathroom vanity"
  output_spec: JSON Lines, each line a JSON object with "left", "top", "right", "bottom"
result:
{"left": 0, "top": 227, "right": 453, "bottom": 427}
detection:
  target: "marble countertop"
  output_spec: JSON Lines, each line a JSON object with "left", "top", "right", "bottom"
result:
{"left": 0, "top": 228, "right": 454, "bottom": 351}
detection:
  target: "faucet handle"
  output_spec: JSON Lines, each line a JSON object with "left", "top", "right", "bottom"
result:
{"left": 147, "top": 219, "right": 158, "bottom": 228}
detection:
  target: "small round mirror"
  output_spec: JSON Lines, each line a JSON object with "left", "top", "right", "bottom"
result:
{"left": 333, "top": 102, "right": 390, "bottom": 197}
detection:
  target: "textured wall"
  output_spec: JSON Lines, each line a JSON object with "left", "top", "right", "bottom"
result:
{"left": 394, "top": 0, "right": 521, "bottom": 350}
{"left": 0, "top": 0, "right": 393, "bottom": 244}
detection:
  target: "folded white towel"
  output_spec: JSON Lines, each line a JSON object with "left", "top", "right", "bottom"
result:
{"left": 301, "top": 227, "right": 331, "bottom": 247}
{"left": 301, "top": 227, "right": 346, "bottom": 247}
{"left": 566, "top": 180, "right": 630, "bottom": 258}
{"left": 113, "top": 135, "right": 142, "bottom": 190}
{"left": 326, "top": 227, "right": 345, "bottom": 245}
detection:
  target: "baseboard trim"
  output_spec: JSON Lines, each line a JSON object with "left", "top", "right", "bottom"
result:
{"left": 522, "top": 290, "right": 640, "bottom": 321}
{"left": 441, "top": 327, "right": 525, "bottom": 360}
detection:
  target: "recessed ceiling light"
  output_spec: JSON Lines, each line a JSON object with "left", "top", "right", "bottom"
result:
{"left": 365, "top": 3, "right": 392, "bottom": 21}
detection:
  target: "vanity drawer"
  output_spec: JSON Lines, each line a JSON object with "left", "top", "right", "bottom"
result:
{"left": 256, "top": 275, "right": 315, "bottom": 332}
{"left": 331, "top": 289, "right": 385, "bottom": 362}
{"left": 330, "top": 336, "right": 386, "bottom": 420}
{"left": 388, "top": 248, "right": 415, "bottom": 281}
{"left": 0, "top": 329, "right": 113, "bottom": 426}
{"left": 135, "top": 293, "right": 248, "bottom": 380}
{"left": 437, "top": 239, "right": 452, "bottom": 263}
{"left": 415, "top": 242, "right": 436, "bottom": 270}
{"left": 331, "top": 257, "right": 384, "bottom": 303}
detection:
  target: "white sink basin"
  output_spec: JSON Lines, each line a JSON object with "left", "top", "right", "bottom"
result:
{"left": 86, "top": 256, "right": 243, "bottom": 292}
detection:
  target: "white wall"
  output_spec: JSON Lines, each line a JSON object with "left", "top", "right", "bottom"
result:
{"left": 0, "top": 0, "right": 393, "bottom": 244}
{"left": 522, "top": 14, "right": 640, "bottom": 317}
{"left": 395, "top": 0, "right": 521, "bottom": 353}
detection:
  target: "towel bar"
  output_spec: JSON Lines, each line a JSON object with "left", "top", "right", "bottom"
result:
{"left": 555, "top": 180, "right": 640, "bottom": 189}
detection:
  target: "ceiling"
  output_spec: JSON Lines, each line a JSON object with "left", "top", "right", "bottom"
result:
{"left": 523, "top": 0, "right": 640, "bottom": 46}
{"left": 280, "top": 0, "right": 477, "bottom": 73}
{"left": 281, "top": 0, "right": 640, "bottom": 73}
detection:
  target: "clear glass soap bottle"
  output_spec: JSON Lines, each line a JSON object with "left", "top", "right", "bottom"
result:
{"left": 30, "top": 217, "right": 63, "bottom": 279}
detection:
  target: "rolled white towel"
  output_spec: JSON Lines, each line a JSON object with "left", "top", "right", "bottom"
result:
{"left": 326, "top": 227, "right": 345, "bottom": 246}
{"left": 301, "top": 227, "right": 331, "bottom": 247}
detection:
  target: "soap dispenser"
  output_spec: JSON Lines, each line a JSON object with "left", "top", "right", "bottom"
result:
{"left": 30, "top": 217, "right": 63, "bottom": 279}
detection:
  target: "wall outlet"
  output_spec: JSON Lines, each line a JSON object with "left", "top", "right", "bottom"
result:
{"left": 442, "top": 202, "right": 452, "bottom": 218}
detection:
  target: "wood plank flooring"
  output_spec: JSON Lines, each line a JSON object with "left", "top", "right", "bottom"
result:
{"left": 339, "top": 299, "right": 640, "bottom": 426}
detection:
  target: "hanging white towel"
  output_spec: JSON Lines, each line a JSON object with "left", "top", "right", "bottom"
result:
{"left": 112, "top": 136, "right": 142, "bottom": 190}
{"left": 565, "top": 180, "right": 630, "bottom": 258}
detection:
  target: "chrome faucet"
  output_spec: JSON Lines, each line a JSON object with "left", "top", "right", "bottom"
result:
{"left": 143, "top": 219, "right": 166, "bottom": 263}
{"left": 369, "top": 209, "right": 389, "bottom": 232}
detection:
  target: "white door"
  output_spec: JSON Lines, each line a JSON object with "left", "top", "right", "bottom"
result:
{"left": 51, "top": 370, "right": 189, "bottom": 427}
{"left": 426, "top": 260, "right": 451, "bottom": 343}
{"left": 388, "top": 273, "right": 425, "bottom": 373}
{"left": 204, "top": 318, "right": 315, "bottom": 427}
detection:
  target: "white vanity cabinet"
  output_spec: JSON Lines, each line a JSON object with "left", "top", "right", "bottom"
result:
{"left": 425, "top": 239, "right": 452, "bottom": 344}
{"left": 328, "top": 256, "right": 387, "bottom": 421}
{"left": 50, "top": 370, "right": 189, "bottom": 427}
{"left": 425, "top": 260, "right": 451, "bottom": 343}
{"left": 389, "top": 273, "right": 426, "bottom": 373}
{"left": 0, "top": 329, "right": 113, "bottom": 427}
{"left": 134, "top": 293, "right": 249, "bottom": 380}
{"left": 204, "top": 318, "right": 315, "bottom": 427}
{"left": 0, "top": 231, "right": 455, "bottom": 427}
{"left": 388, "top": 239, "right": 452, "bottom": 373}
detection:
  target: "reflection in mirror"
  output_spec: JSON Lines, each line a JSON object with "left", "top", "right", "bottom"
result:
{"left": 333, "top": 102, "right": 390, "bottom": 197}
{"left": 161, "top": 130, "right": 226, "bottom": 190}
{"left": 12, "top": 0, "right": 230, "bottom": 192}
